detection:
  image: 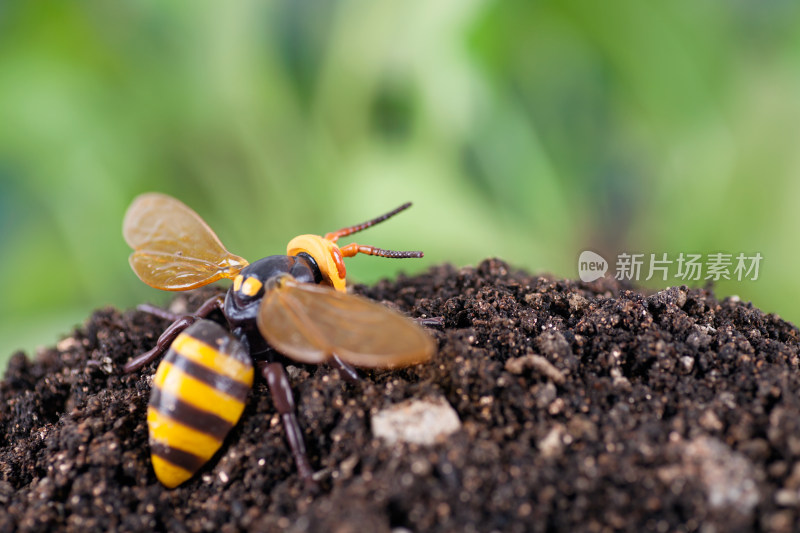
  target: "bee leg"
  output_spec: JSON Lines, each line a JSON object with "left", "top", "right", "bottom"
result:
{"left": 136, "top": 303, "right": 181, "bottom": 322}
{"left": 191, "top": 294, "right": 226, "bottom": 318}
{"left": 123, "top": 316, "right": 197, "bottom": 373}
{"left": 260, "top": 362, "right": 316, "bottom": 488}
{"left": 329, "top": 354, "right": 360, "bottom": 383}
{"left": 124, "top": 295, "right": 225, "bottom": 373}
{"left": 415, "top": 316, "right": 444, "bottom": 328}
{"left": 138, "top": 295, "right": 225, "bottom": 323}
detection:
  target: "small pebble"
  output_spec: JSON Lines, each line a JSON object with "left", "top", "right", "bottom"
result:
{"left": 372, "top": 397, "right": 461, "bottom": 446}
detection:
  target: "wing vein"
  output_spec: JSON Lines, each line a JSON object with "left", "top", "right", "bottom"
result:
{"left": 276, "top": 288, "right": 336, "bottom": 357}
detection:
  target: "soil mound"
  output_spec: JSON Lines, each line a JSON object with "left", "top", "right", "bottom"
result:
{"left": 2, "top": 259, "right": 798, "bottom": 532}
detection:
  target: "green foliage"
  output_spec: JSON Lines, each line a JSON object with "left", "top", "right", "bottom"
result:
{"left": 2, "top": 1, "right": 799, "bottom": 368}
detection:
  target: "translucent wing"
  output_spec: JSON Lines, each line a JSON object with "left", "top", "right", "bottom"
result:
{"left": 123, "top": 193, "right": 248, "bottom": 291}
{"left": 257, "top": 277, "right": 435, "bottom": 368}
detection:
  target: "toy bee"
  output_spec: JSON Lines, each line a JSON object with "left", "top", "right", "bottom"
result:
{"left": 122, "top": 193, "right": 435, "bottom": 488}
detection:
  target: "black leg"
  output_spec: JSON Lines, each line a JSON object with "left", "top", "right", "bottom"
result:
{"left": 123, "top": 316, "right": 197, "bottom": 373}
{"left": 260, "top": 362, "right": 316, "bottom": 488}
{"left": 137, "top": 303, "right": 181, "bottom": 322}
{"left": 124, "top": 295, "right": 226, "bottom": 373}
{"left": 415, "top": 316, "right": 444, "bottom": 327}
{"left": 138, "top": 295, "right": 225, "bottom": 323}
{"left": 193, "top": 295, "right": 226, "bottom": 318}
{"left": 329, "top": 354, "right": 361, "bottom": 383}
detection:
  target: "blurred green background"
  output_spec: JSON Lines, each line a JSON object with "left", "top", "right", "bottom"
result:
{"left": 2, "top": 1, "right": 799, "bottom": 369}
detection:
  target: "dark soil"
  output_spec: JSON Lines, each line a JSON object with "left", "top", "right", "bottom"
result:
{"left": 2, "top": 258, "right": 800, "bottom": 532}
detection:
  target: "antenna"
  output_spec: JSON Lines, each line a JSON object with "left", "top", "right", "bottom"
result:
{"left": 339, "top": 243, "right": 423, "bottom": 259}
{"left": 324, "top": 202, "right": 413, "bottom": 242}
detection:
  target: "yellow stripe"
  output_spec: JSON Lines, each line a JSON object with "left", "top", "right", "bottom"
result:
{"left": 241, "top": 276, "right": 263, "bottom": 297}
{"left": 171, "top": 333, "right": 254, "bottom": 384}
{"left": 233, "top": 274, "right": 243, "bottom": 292}
{"left": 150, "top": 454, "right": 194, "bottom": 489}
{"left": 154, "top": 361, "right": 247, "bottom": 424}
{"left": 147, "top": 406, "right": 222, "bottom": 462}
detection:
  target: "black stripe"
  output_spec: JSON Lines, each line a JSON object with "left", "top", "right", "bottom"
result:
{"left": 150, "top": 386, "right": 236, "bottom": 441}
{"left": 165, "top": 350, "right": 252, "bottom": 401}
{"left": 149, "top": 441, "right": 208, "bottom": 473}
{"left": 179, "top": 321, "right": 250, "bottom": 365}
{"left": 182, "top": 320, "right": 230, "bottom": 347}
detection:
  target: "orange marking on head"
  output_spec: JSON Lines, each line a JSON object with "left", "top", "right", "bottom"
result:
{"left": 286, "top": 203, "right": 421, "bottom": 293}
{"left": 331, "top": 247, "right": 346, "bottom": 281}
{"left": 287, "top": 234, "right": 347, "bottom": 292}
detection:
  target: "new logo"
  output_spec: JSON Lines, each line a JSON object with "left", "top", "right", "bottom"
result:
{"left": 578, "top": 251, "right": 608, "bottom": 282}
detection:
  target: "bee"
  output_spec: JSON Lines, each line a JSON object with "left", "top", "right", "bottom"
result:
{"left": 122, "top": 193, "right": 435, "bottom": 488}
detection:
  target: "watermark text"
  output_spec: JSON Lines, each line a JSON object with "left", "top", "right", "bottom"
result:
{"left": 578, "top": 252, "right": 762, "bottom": 283}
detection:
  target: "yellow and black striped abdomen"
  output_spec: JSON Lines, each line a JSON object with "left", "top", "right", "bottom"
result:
{"left": 147, "top": 319, "right": 254, "bottom": 488}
